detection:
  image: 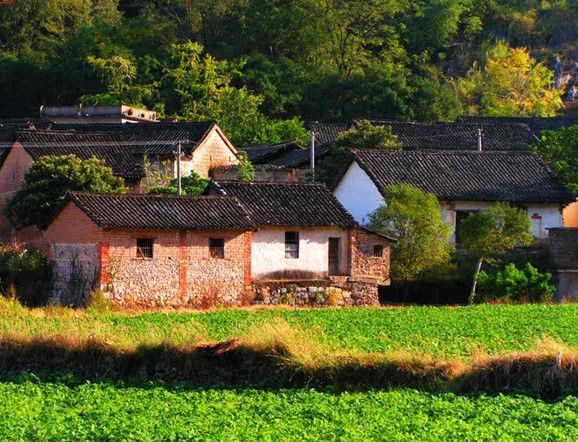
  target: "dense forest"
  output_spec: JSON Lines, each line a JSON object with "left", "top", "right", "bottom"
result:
{"left": 1, "top": 0, "right": 577, "bottom": 144}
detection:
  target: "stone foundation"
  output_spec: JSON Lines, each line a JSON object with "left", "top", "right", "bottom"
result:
{"left": 253, "top": 278, "right": 380, "bottom": 307}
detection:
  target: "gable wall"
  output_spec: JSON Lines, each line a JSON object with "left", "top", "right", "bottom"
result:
{"left": 333, "top": 161, "right": 385, "bottom": 225}
{"left": 0, "top": 143, "right": 33, "bottom": 238}
{"left": 187, "top": 128, "right": 239, "bottom": 177}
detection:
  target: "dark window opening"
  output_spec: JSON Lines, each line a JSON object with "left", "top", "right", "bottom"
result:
{"left": 136, "top": 238, "right": 154, "bottom": 259}
{"left": 373, "top": 244, "right": 384, "bottom": 257}
{"left": 209, "top": 238, "right": 225, "bottom": 259}
{"left": 285, "top": 231, "right": 299, "bottom": 259}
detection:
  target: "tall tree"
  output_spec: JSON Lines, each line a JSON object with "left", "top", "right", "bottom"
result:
{"left": 369, "top": 184, "right": 452, "bottom": 281}
{"left": 460, "top": 203, "right": 533, "bottom": 304}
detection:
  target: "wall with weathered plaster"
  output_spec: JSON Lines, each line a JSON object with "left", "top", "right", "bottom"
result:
{"left": 251, "top": 226, "right": 350, "bottom": 280}
{"left": 350, "top": 227, "right": 391, "bottom": 283}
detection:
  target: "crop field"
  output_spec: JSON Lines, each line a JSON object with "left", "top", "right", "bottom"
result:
{"left": 0, "top": 302, "right": 577, "bottom": 440}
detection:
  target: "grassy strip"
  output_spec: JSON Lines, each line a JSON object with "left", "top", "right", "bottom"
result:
{"left": 1, "top": 297, "right": 578, "bottom": 358}
{"left": 0, "top": 320, "right": 576, "bottom": 399}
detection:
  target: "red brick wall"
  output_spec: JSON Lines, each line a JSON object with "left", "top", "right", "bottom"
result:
{"left": 45, "top": 203, "right": 249, "bottom": 307}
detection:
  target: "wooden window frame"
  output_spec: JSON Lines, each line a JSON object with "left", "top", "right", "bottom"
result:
{"left": 285, "top": 231, "right": 300, "bottom": 259}
{"left": 372, "top": 244, "right": 384, "bottom": 258}
{"left": 136, "top": 238, "right": 154, "bottom": 259}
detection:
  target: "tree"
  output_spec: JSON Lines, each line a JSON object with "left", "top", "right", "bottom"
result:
{"left": 532, "top": 126, "right": 578, "bottom": 193}
{"left": 148, "top": 172, "right": 210, "bottom": 196}
{"left": 369, "top": 184, "right": 452, "bottom": 281}
{"left": 460, "top": 203, "right": 533, "bottom": 304}
{"left": 5, "top": 155, "right": 126, "bottom": 230}
{"left": 334, "top": 120, "right": 402, "bottom": 153}
{"left": 458, "top": 42, "right": 563, "bottom": 116}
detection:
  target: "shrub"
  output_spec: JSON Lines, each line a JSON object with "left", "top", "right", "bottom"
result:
{"left": 477, "top": 263, "right": 555, "bottom": 303}
{"left": 0, "top": 244, "right": 53, "bottom": 306}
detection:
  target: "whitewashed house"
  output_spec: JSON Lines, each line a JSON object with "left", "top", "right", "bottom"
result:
{"left": 334, "top": 149, "right": 575, "bottom": 242}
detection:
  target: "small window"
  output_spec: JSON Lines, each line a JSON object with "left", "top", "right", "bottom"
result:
{"left": 209, "top": 238, "right": 225, "bottom": 259}
{"left": 136, "top": 238, "right": 154, "bottom": 259}
{"left": 285, "top": 231, "right": 299, "bottom": 259}
{"left": 373, "top": 244, "right": 384, "bottom": 257}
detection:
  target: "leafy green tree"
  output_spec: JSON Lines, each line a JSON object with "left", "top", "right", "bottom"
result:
{"left": 335, "top": 120, "right": 402, "bottom": 153}
{"left": 460, "top": 203, "right": 533, "bottom": 304}
{"left": 369, "top": 184, "right": 452, "bottom": 281}
{"left": 149, "top": 172, "right": 210, "bottom": 196}
{"left": 532, "top": 126, "right": 578, "bottom": 193}
{"left": 236, "top": 151, "right": 255, "bottom": 182}
{"left": 5, "top": 155, "right": 126, "bottom": 230}
{"left": 458, "top": 42, "right": 563, "bottom": 116}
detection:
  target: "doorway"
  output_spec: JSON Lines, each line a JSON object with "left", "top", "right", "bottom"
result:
{"left": 328, "top": 237, "right": 340, "bottom": 275}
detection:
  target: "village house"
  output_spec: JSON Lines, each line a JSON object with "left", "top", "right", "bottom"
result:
{"left": 548, "top": 228, "right": 578, "bottom": 301}
{"left": 333, "top": 149, "right": 575, "bottom": 242}
{"left": 0, "top": 122, "right": 240, "bottom": 240}
{"left": 40, "top": 105, "right": 159, "bottom": 124}
{"left": 44, "top": 182, "right": 393, "bottom": 308}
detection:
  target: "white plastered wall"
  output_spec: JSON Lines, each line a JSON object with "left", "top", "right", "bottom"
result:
{"left": 251, "top": 226, "right": 350, "bottom": 280}
{"left": 333, "top": 162, "right": 385, "bottom": 225}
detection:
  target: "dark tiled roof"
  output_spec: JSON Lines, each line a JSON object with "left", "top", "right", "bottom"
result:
{"left": 241, "top": 141, "right": 302, "bottom": 164}
{"left": 0, "top": 119, "right": 52, "bottom": 130}
{"left": 68, "top": 192, "right": 255, "bottom": 231}
{"left": 457, "top": 116, "right": 578, "bottom": 137}
{"left": 266, "top": 143, "right": 332, "bottom": 168}
{"left": 210, "top": 180, "right": 355, "bottom": 228}
{"left": 14, "top": 131, "right": 147, "bottom": 179}
{"left": 51, "top": 122, "right": 218, "bottom": 155}
{"left": 351, "top": 149, "right": 575, "bottom": 204}
{"left": 310, "top": 123, "right": 351, "bottom": 146}
{"left": 364, "top": 120, "right": 537, "bottom": 150}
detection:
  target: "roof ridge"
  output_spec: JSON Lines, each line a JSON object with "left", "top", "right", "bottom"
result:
{"left": 69, "top": 191, "right": 230, "bottom": 200}
{"left": 212, "top": 179, "right": 325, "bottom": 187}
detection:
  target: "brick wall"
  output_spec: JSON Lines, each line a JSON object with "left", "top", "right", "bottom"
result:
{"left": 350, "top": 227, "right": 391, "bottom": 283}
{"left": 187, "top": 128, "right": 239, "bottom": 177}
{"left": 44, "top": 203, "right": 248, "bottom": 307}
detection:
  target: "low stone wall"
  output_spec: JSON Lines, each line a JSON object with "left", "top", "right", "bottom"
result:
{"left": 253, "top": 277, "right": 379, "bottom": 307}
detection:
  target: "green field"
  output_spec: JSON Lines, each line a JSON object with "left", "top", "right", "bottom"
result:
{"left": 1, "top": 303, "right": 577, "bottom": 440}
{"left": 4, "top": 303, "right": 578, "bottom": 358}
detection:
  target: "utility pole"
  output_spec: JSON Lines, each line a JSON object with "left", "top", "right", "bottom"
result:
{"left": 310, "top": 130, "right": 315, "bottom": 182}
{"left": 477, "top": 128, "right": 483, "bottom": 152}
{"left": 176, "top": 141, "right": 182, "bottom": 196}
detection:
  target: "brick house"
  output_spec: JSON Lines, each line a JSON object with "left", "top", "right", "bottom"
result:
{"left": 45, "top": 183, "right": 393, "bottom": 308}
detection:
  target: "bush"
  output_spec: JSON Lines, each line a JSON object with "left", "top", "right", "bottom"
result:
{"left": 0, "top": 244, "right": 53, "bottom": 306}
{"left": 477, "top": 263, "right": 555, "bottom": 303}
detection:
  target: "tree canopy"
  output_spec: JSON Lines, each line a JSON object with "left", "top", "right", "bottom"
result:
{"left": 369, "top": 184, "right": 452, "bottom": 281}
{"left": 334, "top": 120, "right": 402, "bottom": 153}
{"left": 0, "top": 0, "right": 572, "bottom": 136}
{"left": 459, "top": 202, "right": 533, "bottom": 303}
{"left": 5, "top": 155, "right": 126, "bottom": 229}
{"left": 532, "top": 126, "right": 578, "bottom": 194}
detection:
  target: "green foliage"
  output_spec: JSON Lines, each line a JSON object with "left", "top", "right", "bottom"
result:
{"left": 5, "top": 155, "right": 126, "bottom": 230}
{"left": 148, "top": 172, "right": 210, "bottom": 196}
{"left": 532, "top": 126, "right": 578, "bottom": 193}
{"left": 477, "top": 263, "right": 555, "bottom": 303}
{"left": 369, "top": 184, "right": 452, "bottom": 280}
{"left": 0, "top": 244, "right": 53, "bottom": 307}
{"left": 236, "top": 151, "right": 255, "bottom": 182}
{"left": 460, "top": 203, "right": 533, "bottom": 259}
{"left": 335, "top": 120, "right": 402, "bottom": 153}
{"left": 457, "top": 42, "right": 563, "bottom": 117}
{"left": 0, "top": 379, "right": 576, "bottom": 440}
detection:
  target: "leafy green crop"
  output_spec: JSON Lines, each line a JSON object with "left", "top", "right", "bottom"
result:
{"left": 2, "top": 304, "right": 578, "bottom": 358}
{"left": 0, "top": 377, "right": 576, "bottom": 441}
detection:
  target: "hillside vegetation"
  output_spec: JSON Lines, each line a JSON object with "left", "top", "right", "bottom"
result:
{"left": 1, "top": 0, "right": 576, "bottom": 143}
